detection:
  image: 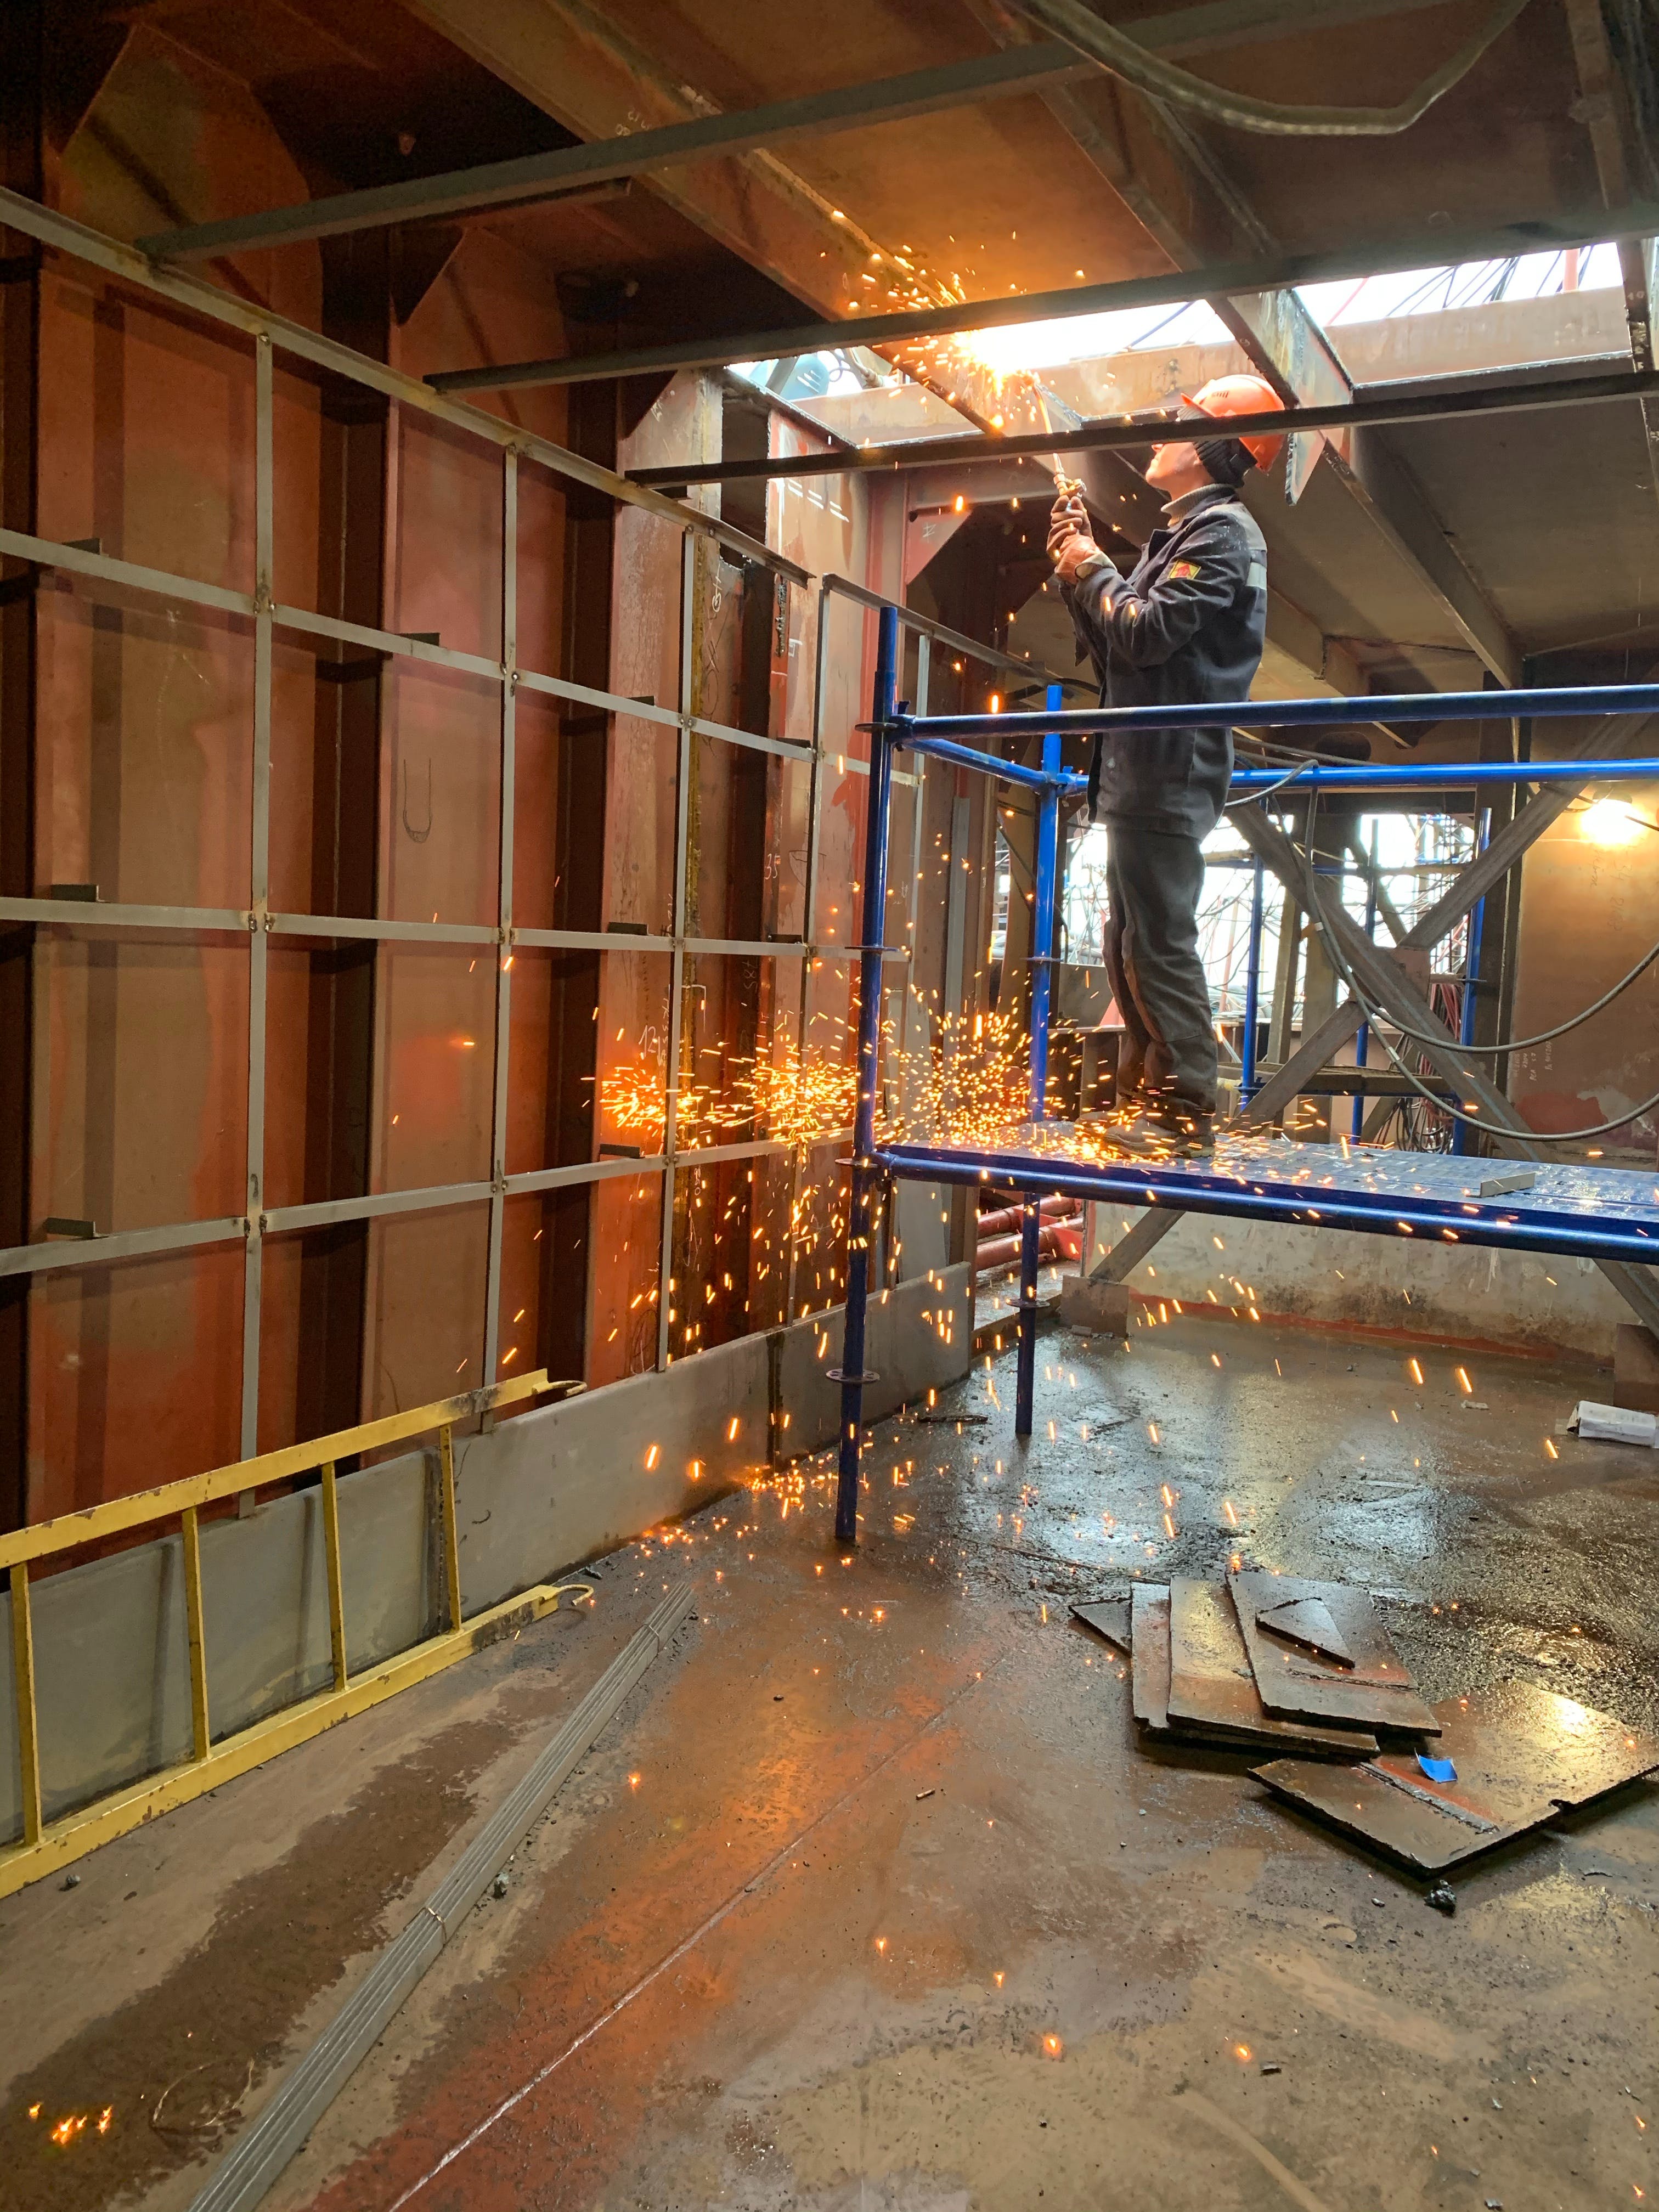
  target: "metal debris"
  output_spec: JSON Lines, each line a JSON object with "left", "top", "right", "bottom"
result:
{"left": 1479, "top": 1170, "right": 1536, "bottom": 1198}
{"left": 1069, "top": 1596, "right": 1131, "bottom": 1652}
{"left": 1254, "top": 1593, "right": 1355, "bottom": 1669}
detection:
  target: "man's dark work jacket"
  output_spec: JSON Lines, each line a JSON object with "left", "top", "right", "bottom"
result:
{"left": 1062, "top": 483, "right": 1268, "bottom": 839}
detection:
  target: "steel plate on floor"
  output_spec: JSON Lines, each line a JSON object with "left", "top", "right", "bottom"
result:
{"left": 1131, "top": 1582, "right": 1172, "bottom": 1731}
{"left": 1229, "top": 1570, "right": 1439, "bottom": 1736}
{"left": 1254, "top": 1681, "right": 1659, "bottom": 1872}
{"left": 1166, "top": 1579, "right": 1377, "bottom": 1756}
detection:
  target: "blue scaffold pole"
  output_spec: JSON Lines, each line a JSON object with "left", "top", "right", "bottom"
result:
{"left": 1352, "top": 821, "right": 1379, "bottom": 1139}
{"left": 834, "top": 605, "right": 899, "bottom": 1546}
{"left": 1240, "top": 856, "right": 1265, "bottom": 1102}
{"left": 1015, "top": 692, "right": 1063, "bottom": 1441}
{"left": 1450, "top": 807, "right": 1490, "bottom": 1157}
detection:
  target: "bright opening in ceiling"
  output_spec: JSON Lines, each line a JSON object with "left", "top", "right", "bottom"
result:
{"left": 1297, "top": 241, "right": 1623, "bottom": 329}
{"left": 1577, "top": 796, "right": 1650, "bottom": 847}
{"left": 737, "top": 244, "right": 1625, "bottom": 408}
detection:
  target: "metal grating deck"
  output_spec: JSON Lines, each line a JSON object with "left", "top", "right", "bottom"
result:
{"left": 879, "top": 1129, "right": 1659, "bottom": 1267}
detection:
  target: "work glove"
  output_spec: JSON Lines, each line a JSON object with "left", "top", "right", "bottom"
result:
{"left": 1047, "top": 486, "right": 1088, "bottom": 560}
{"left": 1052, "top": 529, "right": 1103, "bottom": 583}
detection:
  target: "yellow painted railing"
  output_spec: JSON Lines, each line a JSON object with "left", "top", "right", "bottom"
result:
{"left": 1, "top": 1370, "right": 583, "bottom": 1898}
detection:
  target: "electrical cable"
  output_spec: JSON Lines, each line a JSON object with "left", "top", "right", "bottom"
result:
{"left": 1383, "top": 927, "right": 1659, "bottom": 1055}
{"left": 1009, "top": 0, "right": 1531, "bottom": 137}
{"left": 1284, "top": 808, "right": 1659, "bottom": 1144}
{"left": 1224, "top": 757, "right": 1315, "bottom": 806}
{"left": 1234, "top": 733, "right": 1392, "bottom": 767}
{"left": 1283, "top": 790, "right": 1659, "bottom": 1054}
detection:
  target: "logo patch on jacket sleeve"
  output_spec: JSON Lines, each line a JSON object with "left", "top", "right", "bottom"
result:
{"left": 1167, "top": 558, "right": 1201, "bottom": 580}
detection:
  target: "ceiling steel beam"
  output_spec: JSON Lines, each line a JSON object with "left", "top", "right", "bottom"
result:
{"left": 623, "top": 359, "right": 1659, "bottom": 483}
{"left": 959, "top": 0, "right": 1364, "bottom": 671}
{"left": 1121, "top": 0, "right": 1473, "bottom": 55}
{"left": 1561, "top": 0, "right": 1659, "bottom": 511}
{"left": 1562, "top": 0, "right": 1652, "bottom": 371}
{"left": 136, "top": 44, "right": 1095, "bottom": 262}
{"left": 132, "top": 0, "right": 1465, "bottom": 262}
{"left": 1341, "top": 422, "right": 1519, "bottom": 684}
{"left": 424, "top": 196, "right": 1659, "bottom": 393}
{"left": 396, "top": 0, "right": 986, "bottom": 424}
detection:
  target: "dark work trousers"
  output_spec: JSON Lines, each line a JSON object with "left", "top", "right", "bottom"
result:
{"left": 1103, "top": 823, "right": 1217, "bottom": 1112}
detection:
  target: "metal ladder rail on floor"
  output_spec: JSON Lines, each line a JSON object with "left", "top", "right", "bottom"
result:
{"left": 0, "top": 1369, "right": 583, "bottom": 1899}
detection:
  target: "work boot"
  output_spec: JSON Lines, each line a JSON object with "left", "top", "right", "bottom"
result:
{"left": 1087, "top": 1090, "right": 1142, "bottom": 1132}
{"left": 1104, "top": 1099, "right": 1215, "bottom": 1159}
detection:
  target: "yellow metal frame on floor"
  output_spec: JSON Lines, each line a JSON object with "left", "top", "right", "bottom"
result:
{"left": 0, "top": 1371, "right": 583, "bottom": 1900}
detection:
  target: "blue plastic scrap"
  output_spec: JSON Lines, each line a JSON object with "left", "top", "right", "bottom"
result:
{"left": 1417, "top": 1754, "right": 1458, "bottom": 1784}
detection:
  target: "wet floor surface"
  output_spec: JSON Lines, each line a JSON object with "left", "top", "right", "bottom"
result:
{"left": 8, "top": 1307, "right": 1659, "bottom": 2212}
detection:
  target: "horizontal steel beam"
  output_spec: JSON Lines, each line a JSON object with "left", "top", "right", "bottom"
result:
{"left": 629, "top": 359, "right": 1659, "bottom": 488}
{"left": 137, "top": 46, "right": 1096, "bottom": 260}
{"left": 425, "top": 199, "right": 1659, "bottom": 394}
{"left": 0, "top": 897, "right": 250, "bottom": 934}
{"left": 0, "top": 526, "right": 821, "bottom": 767}
{"left": 0, "top": 1126, "right": 823, "bottom": 1280}
{"left": 132, "top": 3, "right": 1459, "bottom": 262}
{"left": 0, "top": 1215, "right": 249, "bottom": 1280}
{"left": 0, "top": 898, "right": 869, "bottom": 961}
{"left": 822, "top": 569, "right": 1068, "bottom": 686}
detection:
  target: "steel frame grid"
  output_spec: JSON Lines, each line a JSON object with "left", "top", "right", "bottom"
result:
{"left": 0, "top": 189, "right": 1071, "bottom": 1493}
{"left": 831, "top": 619, "right": 1659, "bottom": 1543}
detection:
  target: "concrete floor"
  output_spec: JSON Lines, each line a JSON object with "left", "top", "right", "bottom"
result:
{"left": 5, "top": 1304, "right": 1658, "bottom": 2212}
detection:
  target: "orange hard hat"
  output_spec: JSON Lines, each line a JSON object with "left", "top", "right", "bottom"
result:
{"left": 1180, "top": 373, "right": 1288, "bottom": 472}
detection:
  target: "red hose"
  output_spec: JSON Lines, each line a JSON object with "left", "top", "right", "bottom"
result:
{"left": 975, "top": 1195, "right": 1079, "bottom": 1237}
{"left": 977, "top": 1220, "right": 1081, "bottom": 1271}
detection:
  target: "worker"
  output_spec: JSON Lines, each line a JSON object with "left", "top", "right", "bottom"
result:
{"left": 1048, "top": 374, "right": 1286, "bottom": 1155}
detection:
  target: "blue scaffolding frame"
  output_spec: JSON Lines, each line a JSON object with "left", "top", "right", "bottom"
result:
{"left": 833, "top": 603, "right": 1659, "bottom": 1543}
